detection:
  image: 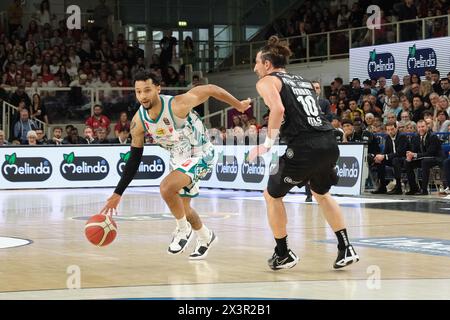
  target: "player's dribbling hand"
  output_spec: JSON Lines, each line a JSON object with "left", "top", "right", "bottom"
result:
{"left": 236, "top": 98, "right": 252, "bottom": 113}
{"left": 248, "top": 144, "right": 270, "bottom": 162}
{"left": 99, "top": 193, "right": 121, "bottom": 216}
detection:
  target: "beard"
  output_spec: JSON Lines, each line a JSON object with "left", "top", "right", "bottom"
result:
{"left": 142, "top": 100, "right": 152, "bottom": 109}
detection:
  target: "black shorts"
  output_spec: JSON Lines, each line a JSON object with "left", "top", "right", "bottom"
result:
{"left": 267, "top": 132, "right": 340, "bottom": 198}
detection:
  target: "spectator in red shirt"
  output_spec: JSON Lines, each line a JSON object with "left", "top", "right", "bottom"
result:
{"left": 114, "top": 111, "right": 130, "bottom": 138}
{"left": 85, "top": 104, "right": 111, "bottom": 136}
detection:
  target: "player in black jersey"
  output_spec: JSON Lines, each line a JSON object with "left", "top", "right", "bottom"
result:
{"left": 249, "top": 36, "right": 359, "bottom": 270}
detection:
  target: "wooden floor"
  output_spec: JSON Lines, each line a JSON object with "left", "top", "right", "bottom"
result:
{"left": 0, "top": 187, "right": 449, "bottom": 300}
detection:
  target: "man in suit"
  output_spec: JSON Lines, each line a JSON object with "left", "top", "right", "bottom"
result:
{"left": 371, "top": 121, "right": 409, "bottom": 194}
{"left": 404, "top": 120, "right": 443, "bottom": 195}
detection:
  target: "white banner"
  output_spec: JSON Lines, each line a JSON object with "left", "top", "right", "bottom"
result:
{"left": 0, "top": 144, "right": 365, "bottom": 195}
{"left": 350, "top": 36, "right": 450, "bottom": 85}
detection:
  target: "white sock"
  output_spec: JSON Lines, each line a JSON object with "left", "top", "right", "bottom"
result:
{"left": 196, "top": 225, "right": 211, "bottom": 244}
{"left": 176, "top": 216, "right": 188, "bottom": 232}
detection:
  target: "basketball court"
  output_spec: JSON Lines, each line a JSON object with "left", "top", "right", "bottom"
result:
{"left": 1, "top": 187, "right": 449, "bottom": 300}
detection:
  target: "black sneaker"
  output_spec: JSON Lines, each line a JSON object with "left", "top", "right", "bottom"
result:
{"left": 333, "top": 245, "right": 360, "bottom": 269}
{"left": 305, "top": 195, "right": 312, "bottom": 202}
{"left": 189, "top": 230, "right": 217, "bottom": 260}
{"left": 167, "top": 223, "right": 193, "bottom": 255}
{"left": 268, "top": 248, "right": 299, "bottom": 270}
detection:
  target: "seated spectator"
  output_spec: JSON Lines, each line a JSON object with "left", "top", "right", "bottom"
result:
{"left": 13, "top": 109, "right": 38, "bottom": 144}
{"left": 371, "top": 121, "right": 409, "bottom": 195}
{"left": 35, "top": 128, "right": 48, "bottom": 144}
{"left": 26, "top": 130, "right": 38, "bottom": 145}
{"left": 83, "top": 126, "right": 95, "bottom": 144}
{"left": 404, "top": 120, "right": 444, "bottom": 195}
{"left": 0, "top": 130, "right": 9, "bottom": 145}
{"left": 412, "top": 95, "right": 426, "bottom": 123}
{"left": 48, "top": 126, "right": 63, "bottom": 145}
{"left": 63, "top": 127, "right": 87, "bottom": 144}
{"left": 114, "top": 111, "right": 130, "bottom": 137}
{"left": 342, "top": 118, "right": 380, "bottom": 155}
{"left": 85, "top": 104, "right": 111, "bottom": 136}
{"left": 244, "top": 125, "right": 259, "bottom": 145}
{"left": 93, "top": 127, "right": 110, "bottom": 144}
{"left": 112, "top": 128, "right": 131, "bottom": 144}
{"left": 433, "top": 111, "right": 450, "bottom": 133}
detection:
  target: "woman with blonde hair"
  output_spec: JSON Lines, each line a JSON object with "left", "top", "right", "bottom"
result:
{"left": 420, "top": 80, "right": 432, "bottom": 107}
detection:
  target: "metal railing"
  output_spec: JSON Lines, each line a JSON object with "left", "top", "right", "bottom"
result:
{"left": 208, "top": 13, "right": 450, "bottom": 72}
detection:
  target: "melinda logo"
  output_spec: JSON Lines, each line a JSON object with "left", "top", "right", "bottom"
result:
{"left": 117, "top": 152, "right": 165, "bottom": 179}
{"left": 335, "top": 157, "right": 359, "bottom": 187}
{"left": 60, "top": 152, "right": 109, "bottom": 181}
{"left": 2, "top": 153, "right": 52, "bottom": 182}
{"left": 241, "top": 151, "right": 265, "bottom": 183}
{"left": 407, "top": 44, "right": 437, "bottom": 76}
{"left": 367, "top": 49, "right": 395, "bottom": 79}
{"left": 216, "top": 152, "right": 238, "bottom": 182}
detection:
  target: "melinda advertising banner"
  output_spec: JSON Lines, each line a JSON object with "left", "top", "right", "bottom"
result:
{"left": 349, "top": 36, "right": 450, "bottom": 84}
{"left": 0, "top": 144, "right": 366, "bottom": 195}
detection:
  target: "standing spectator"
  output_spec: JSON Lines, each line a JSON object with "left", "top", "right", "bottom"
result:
{"left": 181, "top": 36, "right": 195, "bottom": 67}
{"left": 33, "top": 0, "right": 55, "bottom": 28}
{"left": 30, "top": 93, "right": 48, "bottom": 128}
{"left": 14, "top": 109, "right": 38, "bottom": 144}
{"left": 9, "top": 85, "right": 31, "bottom": 108}
{"left": 159, "top": 30, "right": 177, "bottom": 68}
{"left": 312, "top": 80, "right": 331, "bottom": 119}
{"left": 7, "top": 0, "right": 23, "bottom": 36}
{"left": 92, "top": 0, "right": 113, "bottom": 41}
{"left": 397, "top": 0, "right": 418, "bottom": 42}
{"left": 85, "top": 104, "right": 111, "bottom": 136}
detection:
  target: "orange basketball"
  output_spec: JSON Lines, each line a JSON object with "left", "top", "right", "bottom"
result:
{"left": 85, "top": 214, "right": 117, "bottom": 246}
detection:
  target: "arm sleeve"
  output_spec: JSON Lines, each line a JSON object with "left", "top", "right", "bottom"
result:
{"left": 114, "top": 146, "right": 143, "bottom": 195}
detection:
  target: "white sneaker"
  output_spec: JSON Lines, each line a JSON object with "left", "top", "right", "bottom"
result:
{"left": 189, "top": 230, "right": 217, "bottom": 260}
{"left": 167, "top": 222, "right": 193, "bottom": 255}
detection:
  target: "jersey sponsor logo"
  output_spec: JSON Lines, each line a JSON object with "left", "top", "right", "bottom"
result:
{"left": 182, "top": 159, "right": 193, "bottom": 168}
{"left": 367, "top": 49, "right": 395, "bottom": 79}
{"left": 156, "top": 128, "right": 166, "bottom": 136}
{"left": 335, "top": 157, "right": 359, "bottom": 187}
{"left": 407, "top": 44, "right": 437, "bottom": 76}
{"left": 60, "top": 152, "right": 109, "bottom": 181}
{"left": 2, "top": 153, "right": 52, "bottom": 182}
{"left": 163, "top": 117, "right": 170, "bottom": 126}
{"left": 117, "top": 153, "right": 165, "bottom": 179}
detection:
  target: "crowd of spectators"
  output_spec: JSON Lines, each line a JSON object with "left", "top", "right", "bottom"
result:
{"left": 265, "top": 0, "right": 450, "bottom": 58}
{"left": 0, "top": 0, "right": 195, "bottom": 140}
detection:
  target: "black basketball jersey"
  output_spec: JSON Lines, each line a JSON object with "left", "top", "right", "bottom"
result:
{"left": 268, "top": 72, "right": 333, "bottom": 143}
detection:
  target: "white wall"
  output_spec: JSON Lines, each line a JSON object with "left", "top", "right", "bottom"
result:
{"left": 207, "top": 59, "right": 350, "bottom": 101}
